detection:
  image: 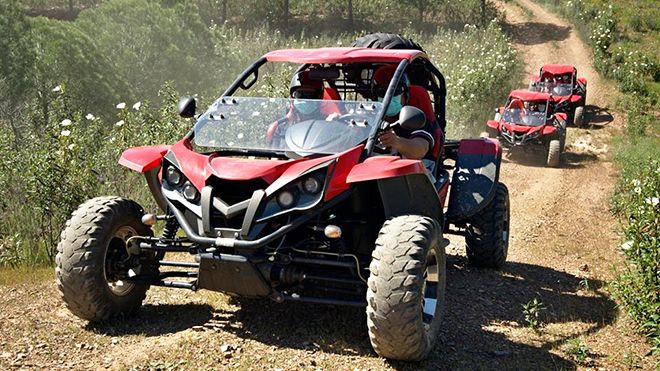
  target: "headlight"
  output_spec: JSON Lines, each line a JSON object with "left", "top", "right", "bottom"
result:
{"left": 166, "top": 166, "right": 183, "bottom": 186}
{"left": 276, "top": 189, "right": 298, "bottom": 208}
{"left": 302, "top": 175, "right": 322, "bottom": 194}
{"left": 182, "top": 182, "right": 199, "bottom": 201}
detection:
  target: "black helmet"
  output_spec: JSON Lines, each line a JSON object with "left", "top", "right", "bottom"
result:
{"left": 289, "top": 71, "right": 323, "bottom": 98}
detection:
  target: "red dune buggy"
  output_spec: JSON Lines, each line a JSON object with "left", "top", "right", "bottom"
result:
{"left": 56, "top": 38, "right": 509, "bottom": 361}
{"left": 528, "top": 64, "right": 587, "bottom": 127}
{"left": 485, "top": 89, "right": 567, "bottom": 167}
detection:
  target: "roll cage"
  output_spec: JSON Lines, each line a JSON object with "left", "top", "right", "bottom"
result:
{"left": 197, "top": 47, "right": 448, "bottom": 161}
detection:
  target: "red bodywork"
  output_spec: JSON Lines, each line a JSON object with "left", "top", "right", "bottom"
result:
{"left": 119, "top": 145, "right": 171, "bottom": 173}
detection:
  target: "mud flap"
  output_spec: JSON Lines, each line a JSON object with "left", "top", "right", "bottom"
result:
{"left": 446, "top": 138, "right": 502, "bottom": 222}
{"left": 377, "top": 173, "right": 442, "bottom": 222}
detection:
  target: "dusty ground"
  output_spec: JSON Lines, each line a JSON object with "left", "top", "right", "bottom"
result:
{"left": 1, "top": 1, "right": 657, "bottom": 370}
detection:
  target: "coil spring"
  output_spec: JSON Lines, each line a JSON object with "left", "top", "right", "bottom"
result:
{"left": 160, "top": 216, "right": 179, "bottom": 242}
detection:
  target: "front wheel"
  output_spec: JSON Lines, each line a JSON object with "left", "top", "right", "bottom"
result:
{"left": 366, "top": 215, "right": 446, "bottom": 361}
{"left": 547, "top": 139, "right": 561, "bottom": 167}
{"left": 574, "top": 106, "right": 585, "bottom": 127}
{"left": 465, "top": 183, "right": 510, "bottom": 268}
{"left": 56, "top": 196, "right": 155, "bottom": 322}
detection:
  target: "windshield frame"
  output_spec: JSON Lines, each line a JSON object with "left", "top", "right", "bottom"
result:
{"left": 185, "top": 56, "right": 424, "bottom": 158}
{"left": 503, "top": 98, "right": 551, "bottom": 126}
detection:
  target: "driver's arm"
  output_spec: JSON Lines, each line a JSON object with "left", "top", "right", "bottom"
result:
{"left": 378, "top": 130, "right": 429, "bottom": 160}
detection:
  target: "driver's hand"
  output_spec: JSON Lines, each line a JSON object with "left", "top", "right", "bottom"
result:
{"left": 378, "top": 129, "right": 400, "bottom": 149}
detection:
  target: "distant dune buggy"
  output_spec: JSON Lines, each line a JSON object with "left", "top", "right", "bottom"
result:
{"left": 56, "top": 34, "right": 510, "bottom": 361}
{"left": 485, "top": 89, "right": 568, "bottom": 167}
{"left": 528, "top": 64, "right": 587, "bottom": 127}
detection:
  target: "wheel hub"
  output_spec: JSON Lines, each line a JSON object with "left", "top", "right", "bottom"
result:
{"left": 104, "top": 225, "right": 138, "bottom": 296}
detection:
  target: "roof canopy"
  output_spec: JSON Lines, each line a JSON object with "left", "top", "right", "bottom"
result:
{"left": 510, "top": 89, "right": 551, "bottom": 101}
{"left": 263, "top": 47, "right": 427, "bottom": 64}
{"left": 541, "top": 64, "right": 575, "bottom": 75}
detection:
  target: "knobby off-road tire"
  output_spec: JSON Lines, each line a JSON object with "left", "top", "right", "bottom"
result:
{"left": 465, "top": 183, "right": 509, "bottom": 269}
{"left": 56, "top": 196, "right": 153, "bottom": 322}
{"left": 574, "top": 106, "right": 585, "bottom": 127}
{"left": 366, "top": 215, "right": 446, "bottom": 361}
{"left": 351, "top": 33, "right": 424, "bottom": 51}
{"left": 547, "top": 139, "right": 562, "bottom": 167}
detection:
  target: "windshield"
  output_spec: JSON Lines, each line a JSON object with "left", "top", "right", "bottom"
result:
{"left": 503, "top": 108, "right": 547, "bottom": 126}
{"left": 193, "top": 97, "right": 383, "bottom": 157}
{"left": 532, "top": 82, "right": 572, "bottom": 96}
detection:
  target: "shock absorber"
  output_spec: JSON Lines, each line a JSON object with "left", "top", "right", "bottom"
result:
{"left": 160, "top": 215, "right": 180, "bottom": 242}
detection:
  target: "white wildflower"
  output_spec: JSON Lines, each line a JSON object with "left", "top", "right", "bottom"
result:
{"left": 60, "top": 130, "right": 71, "bottom": 137}
{"left": 60, "top": 119, "right": 72, "bottom": 126}
{"left": 646, "top": 197, "right": 659, "bottom": 206}
{"left": 132, "top": 101, "right": 142, "bottom": 110}
{"left": 621, "top": 240, "right": 633, "bottom": 251}
{"left": 52, "top": 85, "right": 62, "bottom": 92}
{"left": 85, "top": 113, "right": 95, "bottom": 120}
{"left": 67, "top": 144, "right": 76, "bottom": 151}
{"left": 116, "top": 102, "right": 126, "bottom": 109}
{"left": 115, "top": 120, "right": 125, "bottom": 127}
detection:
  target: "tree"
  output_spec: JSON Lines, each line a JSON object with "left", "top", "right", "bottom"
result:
{"left": 347, "top": 0, "right": 354, "bottom": 29}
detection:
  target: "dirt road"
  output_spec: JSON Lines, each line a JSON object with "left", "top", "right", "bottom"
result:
{"left": 0, "top": 1, "right": 656, "bottom": 370}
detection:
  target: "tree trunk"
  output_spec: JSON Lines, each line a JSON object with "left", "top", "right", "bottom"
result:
{"left": 480, "top": 0, "right": 487, "bottom": 27}
{"left": 283, "top": 0, "right": 289, "bottom": 36}
{"left": 68, "top": 0, "right": 74, "bottom": 19}
{"left": 347, "top": 0, "right": 354, "bottom": 30}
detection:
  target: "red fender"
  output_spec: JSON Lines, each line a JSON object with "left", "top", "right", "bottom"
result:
{"left": 486, "top": 119, "right": 499, "bottom": 129}
{"left": 542, "top": 126, "right": 557, "bottom": 136}
{"left": 555, "top": 112, "right": 568, "bottom": 121}
{"left": 119, "top": 145, "right": 171, "bottom": 173}
{"left": 569, "top": 94, "right": 583, "bottom": 103}
{"left": 577, "top": 77, "right": 587, "bottom": 85}
{"left": 346, "top": 156, "right": 426, "bottom": 183}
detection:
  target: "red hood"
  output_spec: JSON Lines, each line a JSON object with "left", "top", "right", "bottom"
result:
{"left": 168, "top": 138, "right": 362, "bottom": 198}
{"left": 501, "top": 122, "right": 545, "bottom": 134}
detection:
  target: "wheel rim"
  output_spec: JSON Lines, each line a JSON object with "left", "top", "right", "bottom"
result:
{"left": 421, "top": 249, "right": 439, "bottom": 329}
{"left": 104, "top": 225, "right": 137, "bottom": 296}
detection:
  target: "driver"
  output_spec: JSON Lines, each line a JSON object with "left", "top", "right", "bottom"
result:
{"left": 266, "top": 71, "right": 341, "bottom": 147}
{"left": 372, "top": 65, "right": 438, "bottom": 182}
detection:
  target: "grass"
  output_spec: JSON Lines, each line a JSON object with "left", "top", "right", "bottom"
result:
{"left": 0, "top": 266, "right": 53, "bottom": 286}
{"left": 564, "top": 338, "right": 590, "bottom": 364}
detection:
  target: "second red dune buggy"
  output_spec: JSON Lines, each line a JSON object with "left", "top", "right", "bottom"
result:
{"left": 486, "top": 89, "right": 568, "bottom": 167}
{"left": 528, "top": 64, "right": 587, "bottom": 127}
{"left": 56, "top": 35, "right": 510, "bottom": 361}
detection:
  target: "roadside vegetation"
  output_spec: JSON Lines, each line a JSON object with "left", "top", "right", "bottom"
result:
{"left": 536, "top": 0, "right": 660, "bottom": 354}
{"left": 0, "top": 1, "right": 517, "bottom": 266}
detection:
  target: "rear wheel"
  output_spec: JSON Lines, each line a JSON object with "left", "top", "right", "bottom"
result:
{"left": 366, "top": 215, "right": 446, "bottom": 361}
{"left": 465, "top": 183, "right": 509, "bottom": 268}
{"left": 547, "top": 139, "right": 561, "bottom": 167}
{"left": 574, "top": 106, "right": 585, "bottom": 127}
{"left": 56, "top": 196, "right": 155, "bottom": 322}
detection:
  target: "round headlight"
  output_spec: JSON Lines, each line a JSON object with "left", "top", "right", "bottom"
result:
{"left": 166, "top": 166, "right": 183, "bottom": 186}
{"left": 302, "top": 176, "right": 322, "bottom": 194}
{"left": 276, "top": 189, "right": 298, "bottom": 208}
{"left": 182, "top": 182, "right": 199, "bottom": 201}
